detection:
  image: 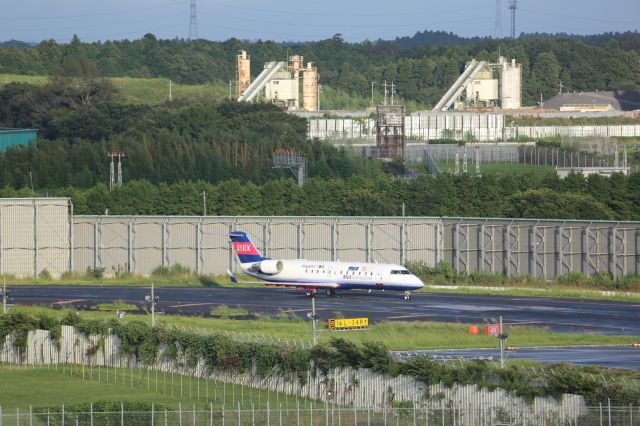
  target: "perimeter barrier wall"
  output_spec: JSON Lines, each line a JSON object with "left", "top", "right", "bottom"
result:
{"left": 1, "top": 199, "right": 637, "bottom": 279}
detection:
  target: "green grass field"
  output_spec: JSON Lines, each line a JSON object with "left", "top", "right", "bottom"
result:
{"left": 0, "top": 73, "right": 228, "bottom": 104}
{"left": 436, "top": 161, "right": 555, "bottom": 176}
{"left": 8, "top": 306, "right": 636, "bottom": 351}
{"left": 0, "top": 365, "right": 313, "bottom": 411}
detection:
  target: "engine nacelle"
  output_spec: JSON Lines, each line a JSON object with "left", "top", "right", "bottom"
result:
{"left": 257, "top": 260, "right": 284, "bottom": 275}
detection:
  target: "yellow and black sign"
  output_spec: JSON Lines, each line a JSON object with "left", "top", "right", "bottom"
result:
{"left": 328, "top": 317, "right": 369, "bottom": 329}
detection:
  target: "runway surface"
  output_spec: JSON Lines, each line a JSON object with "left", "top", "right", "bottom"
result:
{"left": 392, "top": 346, "right": 640, "bottom": 370}
{"left": 7, "top": 285, "right": 640, "bottom": 337}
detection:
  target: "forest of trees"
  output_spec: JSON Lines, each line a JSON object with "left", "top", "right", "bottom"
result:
{"left": 1, "top": 31, "right": 639, "bottom": 107}
{"left": 0, "top": 32, "right": 639, "bottom": 220}
{"left": 1, "top": 172, "right": 638, "bottom": 220}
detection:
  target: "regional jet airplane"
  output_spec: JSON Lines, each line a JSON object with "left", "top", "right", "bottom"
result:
{"left": 226, "top": 231, "right": 424, "bottom": 300}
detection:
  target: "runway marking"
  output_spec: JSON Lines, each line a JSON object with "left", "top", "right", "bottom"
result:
{"left": 52, "top": 299, "right": 88, "bottom": 305}
{"left": 280, "top": 308, "right": 329, "bottom": 313}
{"left": 168, "top": 302, "right": 215, "bottom": 308}
{"left": 387, "top": 314, "right": 434, "bottom": 319}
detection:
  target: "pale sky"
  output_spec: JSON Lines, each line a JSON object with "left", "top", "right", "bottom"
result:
{"left": 1, "top": 0, "right": 639, "bottom": 43}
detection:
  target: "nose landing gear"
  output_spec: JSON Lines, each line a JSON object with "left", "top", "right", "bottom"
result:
{"left": 403, "top": 291, "right": 412, "bottom": 301}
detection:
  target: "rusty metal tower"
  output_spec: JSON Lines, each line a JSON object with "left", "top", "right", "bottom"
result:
{"left": 376, "top": 105, "right": 405, "bottom": 159}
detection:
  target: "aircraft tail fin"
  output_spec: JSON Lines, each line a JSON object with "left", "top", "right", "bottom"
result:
{"left": 228, "top": 231, "right": 264, "bottom": 264}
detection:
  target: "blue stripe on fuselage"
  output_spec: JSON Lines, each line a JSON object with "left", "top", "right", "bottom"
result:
{"left": 244, "top": 271, "right": 422, "bottom": 291}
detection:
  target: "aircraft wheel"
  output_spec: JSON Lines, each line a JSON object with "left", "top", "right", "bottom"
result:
{"left": 403, "top": 291, "right": 411, "bottom": 301}
{"left": 326, "top": 289, "right": 336, "bottom": 297}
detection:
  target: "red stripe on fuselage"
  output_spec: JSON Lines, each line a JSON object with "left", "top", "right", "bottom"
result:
{"left": 232, "top": 242, "right": 260, "bottom": 255}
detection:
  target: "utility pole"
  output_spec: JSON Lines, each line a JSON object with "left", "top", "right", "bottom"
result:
{"left": 370, "top": 81, "right": 376, "bottom": 107}
{"left": 307, "top": 293, "right": 318, "bottom": 346}
{"left": 2, "top": 277, "right": 8, "bottom": 314}
{"left": 383, "top": 80, "right": 388, "bottom": 106}
{"left": 145, "top": 283, "right": 159, "bottom": 327}
{"left": 168, "top": 80, "right": 172, "bottom": 102}
{"left": 390, "top": 81, "right": 396, "bottom": 105}
{"left": 228, "top": 80, "right": 232, "bottom": 100}
{"left": 202, "top": 191, "right": 207, "bottom": 216}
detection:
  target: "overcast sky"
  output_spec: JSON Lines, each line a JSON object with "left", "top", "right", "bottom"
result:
{"left": 1, "top": 0, "right": 639, "bottom": 44}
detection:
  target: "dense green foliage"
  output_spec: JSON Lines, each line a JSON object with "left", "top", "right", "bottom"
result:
{"left": 1, "top": 171, "right": 638, "bottom": 220}
{"left": 1, "top": 31, "right": 639, "bottom": 106}
{"left": 0, "top": 83, "right": 381, "bottom": 189}
{"left": 2, "top": 311, "right": 638, "bottom": 404}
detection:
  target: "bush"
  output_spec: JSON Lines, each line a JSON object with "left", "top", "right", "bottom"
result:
{"left": 38, "top": 269, "right": 52, "bottom": 279}
{"left": 151, "top": 263, "right": 192, "bottom": 277}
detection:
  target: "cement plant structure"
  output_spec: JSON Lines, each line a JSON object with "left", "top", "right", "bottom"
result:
{"left": 1, "top": 199, "right": 638, "bottom": 281}
{"left": 236, "top": 50, "right": 319, "bottom": 111}
{"left": 433, "top": 56, "right": 522, "bottom": 111}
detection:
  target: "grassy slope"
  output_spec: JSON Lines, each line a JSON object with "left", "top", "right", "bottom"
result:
{"left": 0, "top": 366, "right": 312, "bottom": 411}
{"left": 0, "top": 73, "right": 386, "bottom": 108}
{"left": 9, "top": 306, "right": 637, "bottom": 350}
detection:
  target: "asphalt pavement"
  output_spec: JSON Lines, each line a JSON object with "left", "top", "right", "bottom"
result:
{"left": 6, "top": 284, "right": 640, "bottom": 336}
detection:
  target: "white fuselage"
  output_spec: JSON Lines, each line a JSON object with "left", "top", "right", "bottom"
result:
{"left": 240, "top": 259, "right": 424, "bottom": 291}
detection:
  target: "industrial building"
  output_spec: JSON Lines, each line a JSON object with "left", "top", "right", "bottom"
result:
{"left": 236, "top": 50, "right": 319, "bottom": 111}
{"left": 0, "top": 128, "right": 37, "bottom": 151}
{"left": 433, "top": 57, "right": 522, "bottom": 111}
{"left": 544, "top": 90, "right": 640, "bottom": 112}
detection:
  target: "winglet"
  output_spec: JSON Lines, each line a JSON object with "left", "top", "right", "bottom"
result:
{"left": 226, "top": 269, "right": 238, "bottom": 284}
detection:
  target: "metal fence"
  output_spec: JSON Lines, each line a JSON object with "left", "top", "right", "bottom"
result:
{"left": 0, "top": 198, "right": 71, "bottom": 278}
{"left": 308, "top": 115, "right": 640, "bottom": 141}
{"left": 2, "top": 404, "right": 638, "bottom": 425}
{"left": 1, "top": 200, "right": 639, "bottom": 279}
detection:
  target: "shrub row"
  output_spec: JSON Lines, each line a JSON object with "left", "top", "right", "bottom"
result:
{"left": 1, "top": 311, "right": 638, "bottom": 404}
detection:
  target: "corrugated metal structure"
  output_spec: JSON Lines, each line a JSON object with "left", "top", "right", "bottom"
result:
{"left": 71, "top": 215, "right": 639, "bottom": 280}
{"left": 0, "top": 128, "right": 37, "bottom": 151}
{"left": 0, "top": 198, "right": 71, "bottom": 278}
{"left": 1, "top": 199, "right": 638, "bottom": 280}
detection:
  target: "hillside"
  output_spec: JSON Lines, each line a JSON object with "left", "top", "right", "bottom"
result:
{"left": 1, "top": 32, "right": 638, "bottom": 107}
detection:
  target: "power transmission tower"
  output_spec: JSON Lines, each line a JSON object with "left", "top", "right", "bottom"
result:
{"left": 495, "top": 0, "right": 502, "bottom": 38}
{"left": 508, "top": 0, "right": 518, "bottom": 39}
{"left": 189, "top": 0, "right": 199, "bottom": 41}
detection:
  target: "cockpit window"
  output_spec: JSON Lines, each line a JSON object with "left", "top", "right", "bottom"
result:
{"left": 401, "top": 270, "right": 411, "bottom": 275}
{"left": 391, "top": 269, "right": 412, "bottom": 275}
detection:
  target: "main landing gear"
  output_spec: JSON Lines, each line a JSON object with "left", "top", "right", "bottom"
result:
{"left": 325, "top": 289, "right": 336, "bottom": 297}
{"left": 305, "top": 289, "right": 315, "bottom": 297}
{"left": 403, "top": 291, "right": 412, "bottom": 301}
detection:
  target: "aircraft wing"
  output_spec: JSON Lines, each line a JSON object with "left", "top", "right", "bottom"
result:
{"left": 227, "top": 270, "right": 338, "bottom": 288}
